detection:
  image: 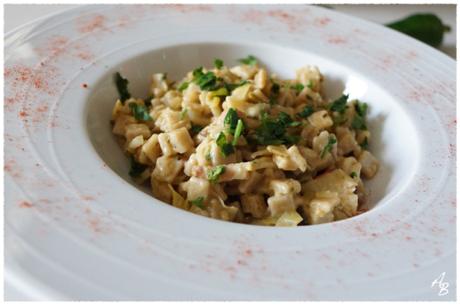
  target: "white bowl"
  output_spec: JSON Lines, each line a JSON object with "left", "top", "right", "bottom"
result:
{"left": 4, "top": 5, "right": 456, "bottom": 300}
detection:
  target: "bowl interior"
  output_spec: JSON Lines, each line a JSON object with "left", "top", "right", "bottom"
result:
{"left": 86, "top": 42, "right": 419, "bottom": 213}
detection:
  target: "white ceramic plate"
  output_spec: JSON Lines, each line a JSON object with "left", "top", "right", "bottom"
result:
{"left": 4, "top": 4, "right": 456, "bottom": 301}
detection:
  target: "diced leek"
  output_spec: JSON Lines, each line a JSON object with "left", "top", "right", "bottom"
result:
{"left": 252, "top": 215, "right": 279, "bottom": 226}
{"left": 209, "top": 87, "right": 228, "bottom": 98}
{"left": 275, "top": 211, "right": 303, "bottom": 227}
{"left": 231, "top": 83, "right": 251, "bottom": 102}
{"left": 168, "top": 184, "right": 189, "bottom": 210}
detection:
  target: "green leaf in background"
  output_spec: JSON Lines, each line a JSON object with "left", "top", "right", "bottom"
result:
{"left": 386, "top": 13, "right": 451, "bottom": 47}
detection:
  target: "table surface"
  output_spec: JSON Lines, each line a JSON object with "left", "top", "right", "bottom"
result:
{"left": 4, "top": 4, "right": 456, "bottom": 59}
{"left": 3, "top": 3, "right": 456, "bottom": 302}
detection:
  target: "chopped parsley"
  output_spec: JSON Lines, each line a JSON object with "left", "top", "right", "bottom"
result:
{"left": 307, "top": 80, "right": 314, "bottom": 89}
{"left": 214, "top": 58, "right": 224, "bottom": 69}
{"left": 180, "top": 108, "right": 188, "bottom": 120}
{"left": 238, "top": 55, "right": 257, "bottom": 66}
{"left": 269, "top": 97, "right": 277, "bottom": 105}
{"left": 320, "top": 135, "right": 337, "bottom": 159}
{"left": 329, "top": 94, "right": 349, "bottom": 114}
{"left": 207, "top": 165, "right": 225, "bottom": 183}
{"left": 129, "top": 156, "right": 147, "bottom": 177}
{"left": 351, "top": 100, "right": 368, "bottom": 130}
{"left": 297, "top": 106, "right": 314, "bottom": 118}
{"left": 355, "top": 101, "right": 368, "bottom": 117}
{"left": 224, "top": 108, "right": 239, "bottom": 132}
{"left": 253, "top": 112, "right": 300, "bottom": 145}
{"left": 192, "top": 67, "right": 219, "bottom": 91}
{"left": 350, "top": 172, "right": 358, "bottom": 178}
{"left": 351, "top": 114, "right": 367, "bottom": 130}
{"left": 360, "top": 137, "right": 369, "bottom": 150}
{"left": 190, "top": 124, "right": 204, "bottom": 135}
{"left": 291, "top": 83, "right": 305, "bottom": 94}
{"left": 190, "top": 197, "right": 205, "bottom": 209}
{"left": 205, "top": 152, "right": 212, "bottom": 161}
{"left": 271, "top": 83, "right": 280, "bottom": 95}
{"left": 216, "top": 132, "right": 234, "bottom": 156}
{"left": 218, "top": 110, "right": 245, "bottom": 153}
{"left": 232, "top": 119, "right": 244, "bottom": 145}
{"left": 178, "top": 81, "right": 189, "bottom": 92}
{"left": 278, "top": 112, "right": 302, "bottom": 127}
{"left": 114, "top": 72, "right": 131, "bottom": 104}
{"left": 129, "top": 103, "right": 152, "bottom": 121}
{"left": 144, "top": 95, "right": 153, "bottom": 107}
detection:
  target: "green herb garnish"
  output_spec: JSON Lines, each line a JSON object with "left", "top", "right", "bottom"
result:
{"left": 351, "top": 115, "right": 367, "bottom": 130}
{"left": 129, "top": 156, "right": 147, "bottom": 177}
{"left": 180, "top": 108, "right": 188, "bottom": 120}
{"left": 351, "top": 101, "right": 368, "bottom": 130}
{"left": 355, "top": 101, "right": 368, "bottom": 117}
{"left": 232, "top": 119, "right": 244, "bottom": 145}
{"left": 278, "top": 112, "right": 301, "bottom": 127}
{"left": 115, "top": 72, "right": 131, "bottom": 104}
{"left": 360, "top": 137, "right": 369, "bottom": 150}
{"left": 178, "top": 81, "right": 189, "bottom": 92}
{"left": 224, "top": 108, "right": 239, "bottom": 132}
{"left": 253, "top": 112, "right": 300, "bottom": 145}
{"left": 350, "top": 172, "right": 358, "bottom": 178}
{"left": 320, "top": 135, "right": 337, "bottom": 159}
{"left": 216, "top": 132, "right": 234, "bottom": 156}
{"left": 190, "top": 124, "right": 204, "bottom": 135}
{"left": 238, "top": 55, "right": 257, "bottom": 66}
{"left": 129, "top": 103, "right": 152, "bottom": 121}
{"left": 291, "top": 83, "right": 305, "bottom": 94}
{"left": 271, "top": 83, "right": 280, "bottom": 95}
{"left": 207, "top": 165, "right": 225, "bottom": 183}
{"left": 332, "top": 113, "right": 348, "bottom": 126}
{"left": 297, "top": 106, "right": 314, "bottom": 118}
{"left": 190, "top": 197, "right": 205, "bottom": 209}
{"left": 214, "top": 58, "right": 224, "bottom": 69}
{"left": 329, "top": 94, "right": 349, "bottom": 114}
{"left": 192, "top": 67, "right": 219, "bottom": 91}
{"left": 307, "top": 80, "right": 314, "bottom": 89}
{"left": 144, "top": 95, "right": 153, "bottom": 107}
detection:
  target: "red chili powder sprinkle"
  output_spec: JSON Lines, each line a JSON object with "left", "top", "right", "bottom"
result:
{"left": 315, "top": 17, "right": 331, "bottom": 26}
{"left": 88, "top": 218, "right": 102, "bottom": 233}
{"left": 78, "top": 14, "right": 107, "bottom": 33}
{"left": 19, "top": 201, "right": 33, "bottom": 208}
{"left": 18, "top": 110, "right": 28, "bottom": 117}
{"left": 36, "top": 105, "right": 49, "bottom": 112}
{"left": 327, "top": 36, "right": 347, "bottom": 44}
{"left": 267, "top": 9, "right": 303, "bottom": 32}
{"left": 76, "top": 51, "right": 93, "bottom": 61}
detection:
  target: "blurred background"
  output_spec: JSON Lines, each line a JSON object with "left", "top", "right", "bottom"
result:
{"left": 4, "top": 4, "right": 456, "bottom": 58}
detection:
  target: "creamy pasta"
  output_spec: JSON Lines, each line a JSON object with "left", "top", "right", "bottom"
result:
{"left": 111, "top": 56, "right": 379, "bottom": 226}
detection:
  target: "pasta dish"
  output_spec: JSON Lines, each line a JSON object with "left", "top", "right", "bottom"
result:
{"left": 110, "top": 56, "right": 379, "bottom": 226}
